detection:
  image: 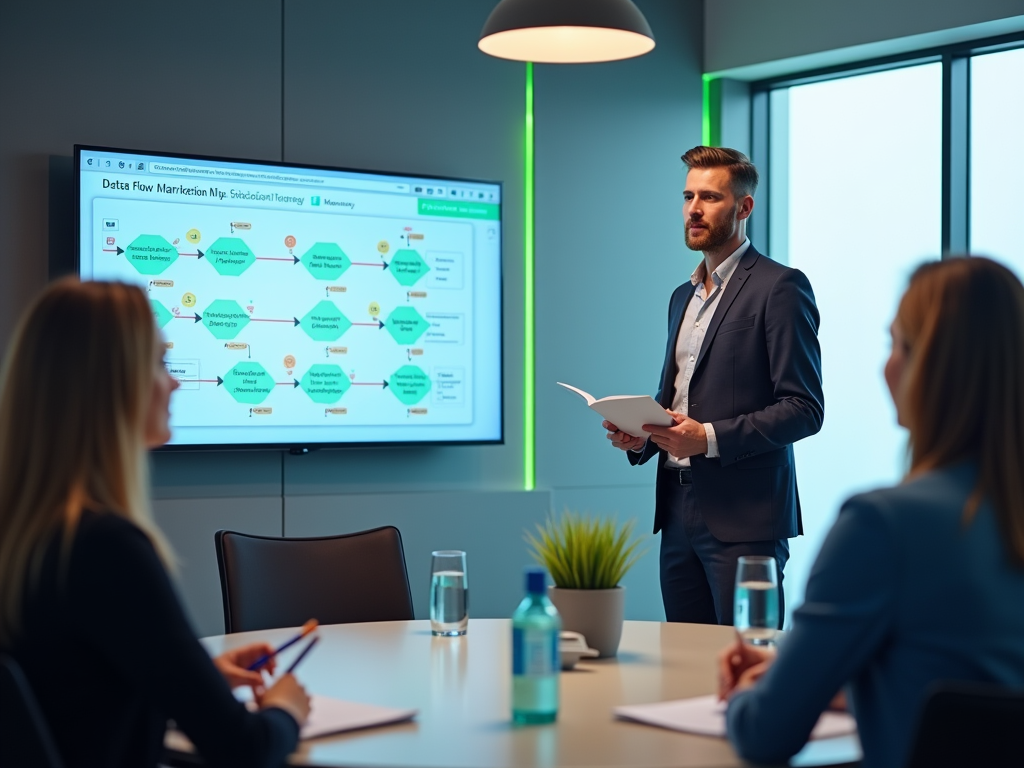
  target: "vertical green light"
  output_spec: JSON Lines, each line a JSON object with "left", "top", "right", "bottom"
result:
{"left": 702, "top": 74, "right": 712, "bottom": 146}
{"left": 524, "top": 61, "right": 536, "bottom": 491}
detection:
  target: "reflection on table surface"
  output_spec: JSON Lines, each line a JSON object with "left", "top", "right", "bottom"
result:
{"left": 171, "top": 619, "right": 861, "bottom": 768}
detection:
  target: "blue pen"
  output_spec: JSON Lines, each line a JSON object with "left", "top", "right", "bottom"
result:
{"left": 284, "top": 635, "right": 319, "bottom": 675}
{"left": 246, "top": 619, "right": 319, "bottom": 671}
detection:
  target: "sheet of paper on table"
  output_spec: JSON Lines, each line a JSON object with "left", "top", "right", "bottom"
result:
{"left": 237, "top": 688, "right": 416, "bottom": 740}
{"left": 301, "top": 694, "right": 417, "bottom": 740}
{"left": 613, "top": 694, "right": 856, "bottom": 740}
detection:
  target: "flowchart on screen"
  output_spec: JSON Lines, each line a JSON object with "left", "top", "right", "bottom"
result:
{"left": 92, "top": 198, "right": 475, "bottom": 428}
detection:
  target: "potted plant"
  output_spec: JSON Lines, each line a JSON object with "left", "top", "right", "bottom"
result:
{"left": 525, "top": 511, "right": 645, "bottom": 658}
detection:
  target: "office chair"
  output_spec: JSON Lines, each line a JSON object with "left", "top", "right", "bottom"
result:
{"left": 905, "top": 680, "right": 1024, "bottom": 768}
{"left": 0, "top": 655, "right": 65, "bottom": 768}
{"left": 215, "top": 526, "right": 415, "bottom": 633}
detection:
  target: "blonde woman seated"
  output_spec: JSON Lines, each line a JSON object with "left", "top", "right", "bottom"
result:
{"left": 0, "top": 280, "right": 310, "bottom": 767}
{"left": 718, "top": 257, "right": 1024, "bottom": 768}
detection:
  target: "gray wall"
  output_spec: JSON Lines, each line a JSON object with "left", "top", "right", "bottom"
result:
{"left": 705, "top": 0, "right": 1024, "bottom": 78}
{"left": 0, "top": 0, "right": 704, "bottom": 636}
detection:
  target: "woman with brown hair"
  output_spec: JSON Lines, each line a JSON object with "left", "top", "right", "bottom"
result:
{"left": 718, "top": 257, "right": 1024, "bottom": 768}
{"left": 0, "top": 279, "right": 309, "bottom": 767}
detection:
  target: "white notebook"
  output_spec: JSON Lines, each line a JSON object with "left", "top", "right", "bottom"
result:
{"left": 557, "top": 382, "right": 673, "bottom": 440}
{"left": 614, "top": 694, "right": 856, "bottom": 740}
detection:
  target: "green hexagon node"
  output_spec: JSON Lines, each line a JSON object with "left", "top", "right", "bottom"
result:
{"left": 150, "top": 300, "right": 173, "bottom": 329}
{"left": 207, "top": 237, "right": 256, "bottom": 276}
{"left": 385, "top": 306, "right": 429, "bottom": 345}
{"left": 300, "top": 364, "right": 351, "bottom": 404}
{"left": 222, "top": 362, "right": 274, "bottom": 405}
{"left": 389, "top": 365, "right": 431, "bottom": 405}
{"left": 125, "top": 234, "right": 178, "bottom": 275}
{"left": 301, "top": 242, "right": 351, "bottom": 280}
{"left": 389, "top": 249, "right": 430, "bottom": 287}
{"left": 202, "top": 300, "right": 250, "bottom": 340}
{"left": 301, "top": 300, "right": 351, "bottom": 341}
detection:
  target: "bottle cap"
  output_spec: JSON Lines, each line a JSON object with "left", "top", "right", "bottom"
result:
{"left": 525, "top": 568, "right": 546, "bottom": 594}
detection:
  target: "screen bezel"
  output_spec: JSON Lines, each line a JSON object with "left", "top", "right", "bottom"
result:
{"left": 73, "top": 144, "right": 504, "bottom": 453}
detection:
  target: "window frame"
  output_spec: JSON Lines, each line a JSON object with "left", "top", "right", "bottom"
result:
{"left": 745, "top": 31, "right": 1024, "bottom": 259}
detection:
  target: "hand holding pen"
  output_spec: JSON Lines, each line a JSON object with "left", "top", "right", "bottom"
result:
{"left": 214, "top": 642, "right": 280, "bottom": 694}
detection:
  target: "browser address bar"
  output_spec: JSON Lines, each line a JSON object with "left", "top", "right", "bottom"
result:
{"left": 148, "top": 163, "right": 410, "bottom": 193}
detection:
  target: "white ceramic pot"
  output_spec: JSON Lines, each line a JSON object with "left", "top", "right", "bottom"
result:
{"left": 547, "top": 586, "right": 625, "bottom": 658}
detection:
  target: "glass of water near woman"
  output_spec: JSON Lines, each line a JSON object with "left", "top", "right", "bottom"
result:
{"left": 734, "top": 556, "right": 779, "bottom": 646}
{"left": 430, "top": 550, "right": 469, "bottom": 636}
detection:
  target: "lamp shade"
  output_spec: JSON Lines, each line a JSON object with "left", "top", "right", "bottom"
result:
{"left": 479, "top": 0, "right": 655, "bottom": 64}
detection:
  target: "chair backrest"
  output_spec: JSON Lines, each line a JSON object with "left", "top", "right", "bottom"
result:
{"left": 215, "top": 526, "right": 415, "bottom": 633}
{"left": 905, "top": 680, "right": 1024, "bottom": 768}
{"left": 0, "top": 655, "right": 65, "bottom": 768}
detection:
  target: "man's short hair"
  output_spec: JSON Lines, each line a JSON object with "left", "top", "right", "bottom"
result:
{"left": 681, "top": 146, "right": 759, "bottom": 198}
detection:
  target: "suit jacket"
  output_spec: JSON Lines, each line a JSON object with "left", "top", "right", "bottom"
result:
{"left": 629, "top": 245, "right": 823, "bottom": 542}
{"left": 726, "top": 462, "right": 1024, "bottom": 768}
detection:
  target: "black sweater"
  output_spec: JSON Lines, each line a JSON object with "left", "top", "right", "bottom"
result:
{"left": 4, "top": 511, "right": 298, "bottom": 767}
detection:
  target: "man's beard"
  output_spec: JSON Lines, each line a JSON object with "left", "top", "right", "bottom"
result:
{"left": 684, "top": 218, "right": 733, "bottom": 251}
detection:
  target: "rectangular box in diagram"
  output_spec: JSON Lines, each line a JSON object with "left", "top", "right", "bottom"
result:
{"left": 426, "top": 251, "right": 464, "bottom": 289}
{"left": 167, "top": 359, "right": 201, "bottom": 390}
{"left": 424, "top": 313, "right": 464, "bottom": 344}
{"left": 434, "top": 367, "right": 465, "bottom": 405}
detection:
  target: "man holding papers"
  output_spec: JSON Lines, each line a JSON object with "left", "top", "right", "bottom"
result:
{"left": 605, "top": 146, "right": 823, "bottom": 625}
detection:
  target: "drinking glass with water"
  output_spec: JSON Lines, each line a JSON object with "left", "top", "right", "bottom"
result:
{"left": 734, "top": 555, "right": 779, "bottom": 646}
{"left": 430, "top": 550, "right": 468, "bottom": 636}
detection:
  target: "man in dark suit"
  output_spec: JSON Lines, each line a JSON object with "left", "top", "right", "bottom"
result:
{"left": 604, "top": 146, "right": 823, "bottom": 625}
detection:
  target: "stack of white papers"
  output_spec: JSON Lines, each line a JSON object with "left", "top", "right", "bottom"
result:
{"left": 614, "top": 694, "right": 856, "bottom": 740}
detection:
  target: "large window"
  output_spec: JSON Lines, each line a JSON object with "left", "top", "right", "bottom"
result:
{"left": 767, "top": 64, "right": 943, "bottom": 624}
{"left": 971, "top": 47, "right": 1024, "bottom": 276}
{"left": 748, "top": 34, "right": 1024, "bottom": 624}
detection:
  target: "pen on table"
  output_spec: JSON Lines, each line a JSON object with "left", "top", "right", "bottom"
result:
{"left": 285, "top": 635, "right": 320, "bottom": 675}
{"left": 247, "top": 619, "right": 319, "bottom": 671}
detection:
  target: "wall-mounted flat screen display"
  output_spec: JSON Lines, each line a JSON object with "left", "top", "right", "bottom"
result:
{"left": 76, "top": 145, "right": 503, "bottom": 450}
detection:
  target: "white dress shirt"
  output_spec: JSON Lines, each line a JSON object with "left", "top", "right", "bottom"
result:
{"left": 663, "top": 239, "right": 749, "bottom": 468}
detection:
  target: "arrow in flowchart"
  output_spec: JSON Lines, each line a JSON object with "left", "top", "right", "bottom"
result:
{"left": 256, "top": 255, "right": 300, "bottom": 263}
{"left": 174, "top": 313, "right": 203, "bottom": 323}
{"left": 351, "top": 380, "right": 389, "bottom": 389}
{"left": 275, "top": 380, "right": 301, "bottom": 388}
{"left": 351, "top": 261, "right": 390, "bottom": 270}
{"left": 102, "top": 247, "right": 125, "bottom": 255}
{"left": 352, "top": 320, "right": 385, "bottom": 329}
{"left": 178, "top": 249, "right": 204, "bottom": 259}
{"left": 190, "top": 377, "right": 223, "bottom": 385}
{"left": 250, "top": 317, "right": 301, "bottom": 326}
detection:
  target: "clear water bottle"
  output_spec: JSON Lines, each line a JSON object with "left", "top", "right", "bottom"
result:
{"left": 511, "top": 568, "right": 561, "bottom": 724}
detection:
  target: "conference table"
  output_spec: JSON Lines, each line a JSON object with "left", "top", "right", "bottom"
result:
{"left": 168, "top": 619, "right": 862, "bottom": 768}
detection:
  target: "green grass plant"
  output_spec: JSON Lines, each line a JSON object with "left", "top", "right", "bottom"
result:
{"left": 525, "top": 510, "right": 646, "bottom": 590}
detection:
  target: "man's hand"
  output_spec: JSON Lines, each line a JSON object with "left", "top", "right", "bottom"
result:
{"left": 717, "top": 632, "right": 776, "bottom": 700}
{"left": 603, "top": 420, "right": 646, "bottom": 452}
{"left": 644, "top": 411, "right": 708, "bottom": 459}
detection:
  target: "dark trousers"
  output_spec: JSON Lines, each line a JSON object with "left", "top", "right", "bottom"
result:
{"left": 659, "top": 470, "right": 789, "bottom": 625}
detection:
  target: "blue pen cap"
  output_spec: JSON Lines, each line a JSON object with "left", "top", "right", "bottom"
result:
{"left": 525, "top": 568, "right": 546, "bottom": 594}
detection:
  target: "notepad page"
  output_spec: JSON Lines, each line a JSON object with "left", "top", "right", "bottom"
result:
{"left": 614, "top": 694, "right": 856, "bottom": 740}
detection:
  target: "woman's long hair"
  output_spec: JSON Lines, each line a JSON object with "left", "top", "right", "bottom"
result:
{"left": 896, "top": 256, "right": 1024, "bottom": 565}
{"left": 0, "top": 279, "right": 172, "bottom": 645}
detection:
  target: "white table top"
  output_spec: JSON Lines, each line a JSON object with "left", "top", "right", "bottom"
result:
{"left": 170, "top": 619, "right": 861, "bottom": 768}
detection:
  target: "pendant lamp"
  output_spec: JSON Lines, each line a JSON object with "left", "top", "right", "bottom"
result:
{"left": 479, "top": 0, "right": 655, "bottom": 64}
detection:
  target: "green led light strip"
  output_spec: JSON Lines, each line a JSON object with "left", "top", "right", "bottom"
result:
{"left": 702, "top": 74, "right": 711, "bottom": 146}
{"left": 524, "top": 61, "right": 536, "bottom": 491}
